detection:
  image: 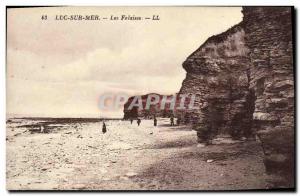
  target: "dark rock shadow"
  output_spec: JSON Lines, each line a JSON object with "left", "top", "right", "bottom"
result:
{"left": 131, "top": 142, "right": 267, "bottom": 190}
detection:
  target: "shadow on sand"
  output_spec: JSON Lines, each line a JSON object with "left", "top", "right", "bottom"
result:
{"left": 131, "top": 142, "right": 266, "bottom": 190}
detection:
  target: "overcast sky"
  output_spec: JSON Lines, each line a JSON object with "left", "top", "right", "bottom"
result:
{"left": 7, "top": 7, "right": 242, "bottom": 118}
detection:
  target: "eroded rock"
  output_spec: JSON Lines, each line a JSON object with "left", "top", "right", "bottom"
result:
{"left": 243, "top": 7, "right": 294, "bottom": 187}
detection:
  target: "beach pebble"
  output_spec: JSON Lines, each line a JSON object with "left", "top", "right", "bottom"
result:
{"left": 197, "top": 143, "right": 206, "bottom": 148}
{"left": 103, "top": 163, "right": 110, "bottom": 167}
{"left": 126, "top": 172, "right": 138, "bottom": 177}
{"left": 206, "top": 159, "right": 214, "bottom": 163}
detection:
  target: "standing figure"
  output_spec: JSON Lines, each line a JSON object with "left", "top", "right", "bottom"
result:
{"left": 170, "top": 117, "right": 174, "bottom": 126}
{"left": 130, "top": 118, "right": 133, "bottom": 124}
{"left": 137, "top": 118, "right": 141, "bottom": 126}
{"left": 40, "top": 125, "right": 45, "bottom": 133}
{"left": 102, "top": 122, "right": 107, "bottom": 134}
{"left": 154, "top": 117, "right": 157, "bottom": 126}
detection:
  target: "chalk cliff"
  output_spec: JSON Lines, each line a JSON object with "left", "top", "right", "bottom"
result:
{"left": 176, "top": 23, "right": 254, "bottom": 140}
{"left": 123, "top": 93, "right": 174, "bottom": 119}
{"left": 243, "top": 7, "right": 294, "bottom": 187}
{"left": 176, "top": 7, "right": 294, "bottom": 187}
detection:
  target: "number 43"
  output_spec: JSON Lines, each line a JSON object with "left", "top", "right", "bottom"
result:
{"left": 41, "top": 15, "right": 47, "bottom": 20}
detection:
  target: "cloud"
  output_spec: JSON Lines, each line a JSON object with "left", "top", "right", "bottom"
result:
{"left": 7, "top": 7, "right": 243, "bottom": 117}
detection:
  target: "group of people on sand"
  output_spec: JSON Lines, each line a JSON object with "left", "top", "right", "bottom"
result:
{"left": 101, "top": 116, "right": 179, "bottom": 134}
{"left": 130, "top": 116, "right": 176, "bottom": 127}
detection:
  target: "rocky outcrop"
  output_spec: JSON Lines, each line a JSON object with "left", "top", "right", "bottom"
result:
{"left": 177, "top": 23, "right": 254, "bottom": 140}
{"left": 176, "top": 6, "right": 294, "bottom": 187}
{"left": 123, "top": 93, "right": 174, "bottom": 119}
{"left": 243, "top": 7, "right": 294, "bottom": 187}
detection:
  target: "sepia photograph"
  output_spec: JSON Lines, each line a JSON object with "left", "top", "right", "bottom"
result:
{"left": 6, "top": 6, "right": 295, "bottom": 191}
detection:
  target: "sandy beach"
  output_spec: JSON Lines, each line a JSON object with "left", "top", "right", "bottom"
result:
{"left": 7, "top": 118, "right": 272, "bottom": 190}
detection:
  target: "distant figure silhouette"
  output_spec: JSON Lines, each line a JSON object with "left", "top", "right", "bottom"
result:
{"left": 170, "top": 117, "right": 174, "bottom": 126}
{"left": 130, "top": 119, "right": 133, "bottom": 124}
{"left": 40, "top": 125, "right": 45, "bottom": 133}
{"left": 154, "top": 117, "right": 157, "bottom": 126}
{"left": 137, "top": 118, "right": 141, "bottom": 126}
{"left": 102, "top": 122, "right": 107, "bottom": 134}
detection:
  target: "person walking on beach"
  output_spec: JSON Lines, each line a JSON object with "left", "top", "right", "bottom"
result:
{"left": 102, "top": 122, "right": 107, "bottom": 134}
{"left": 137, "top": 118, "right": 141, "bottom": 126}
{"left": 154, "top": 117, "right": 157, "bottom": 126}
{"left": 170, "top": 117, "right": 174, "bottom": 126}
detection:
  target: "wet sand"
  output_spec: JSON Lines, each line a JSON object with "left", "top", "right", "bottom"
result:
{"left": 6, "top": 118, "right": 271, "bottom": 190}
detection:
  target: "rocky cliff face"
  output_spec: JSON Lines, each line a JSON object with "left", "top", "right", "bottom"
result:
{"left": 243, "top": 7, "right": 294, "bottom": 187}
{"left": 176, "top": 6, "right": 294, "bottom": 187}
{"left": 177, "top": 23, "right": 254, "bottom": 140}
{"left": 123, "top": 93, "right": 174, "bottom": 119}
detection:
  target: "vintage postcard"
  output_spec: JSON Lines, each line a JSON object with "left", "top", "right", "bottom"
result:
{"left": 6, "top": 6, "right": 295, "bottom": 191}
